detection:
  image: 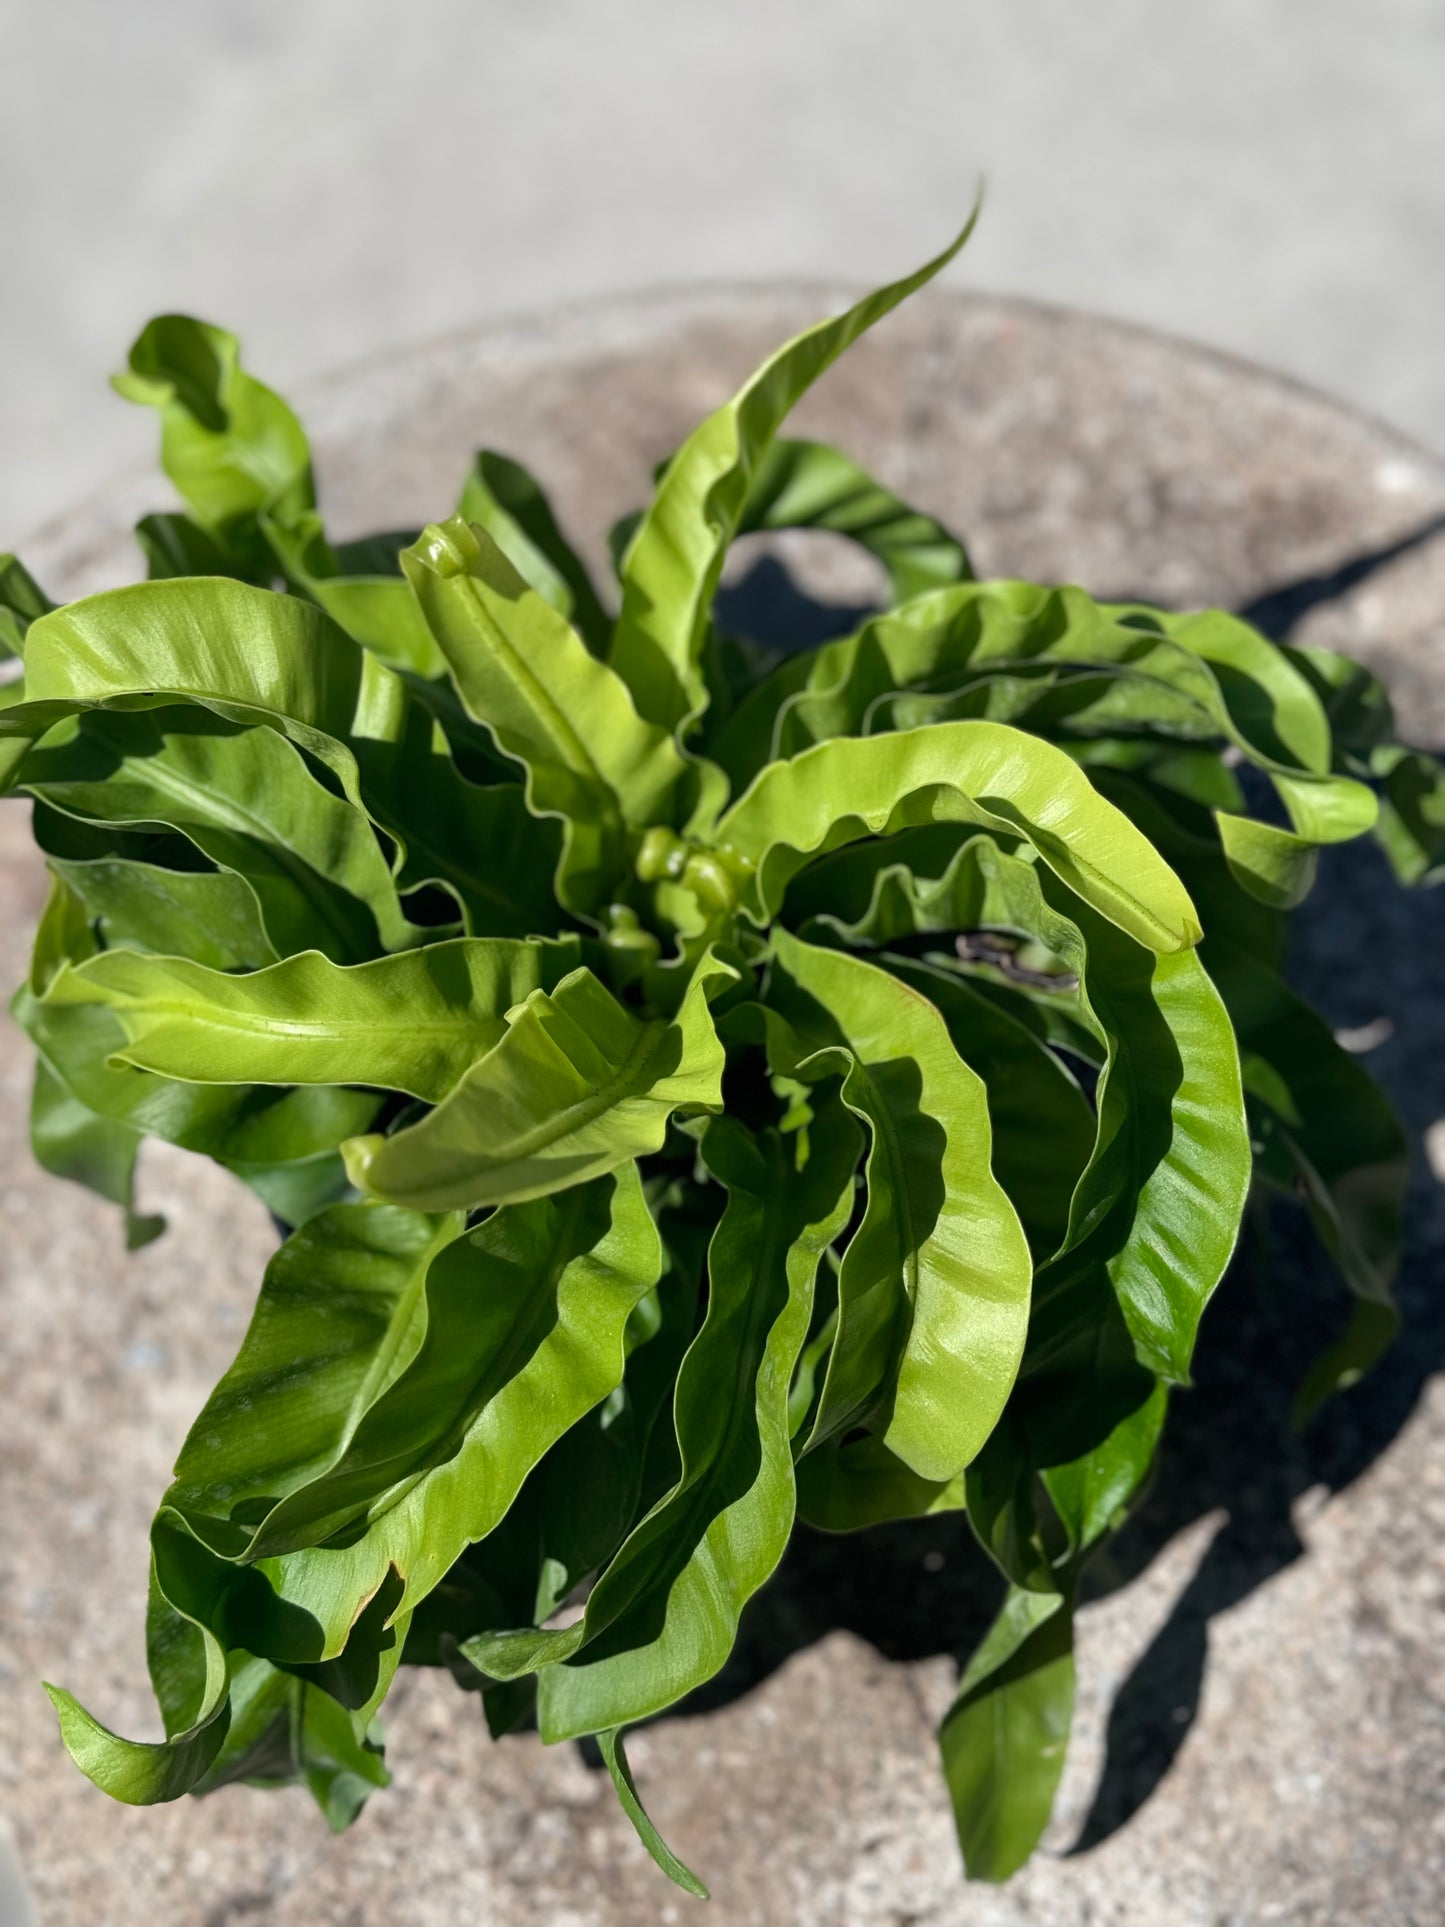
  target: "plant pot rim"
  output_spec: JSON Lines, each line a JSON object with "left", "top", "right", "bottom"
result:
{"left": 24, "top": 280, "right": 1445, "bottom": 596}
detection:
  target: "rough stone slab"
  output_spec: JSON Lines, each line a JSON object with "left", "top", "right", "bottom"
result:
{"left": 3, "top": 290, "right": 1443, "bottom": 1925}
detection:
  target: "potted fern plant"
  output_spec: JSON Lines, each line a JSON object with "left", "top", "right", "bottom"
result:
{"left": 4, "top": 214, "right": 1441, "bottom": 1901}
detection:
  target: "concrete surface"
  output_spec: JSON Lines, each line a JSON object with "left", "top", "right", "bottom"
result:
{"left": 2, "top": 288, "right": 1444, "bottom": 1924}
{"left": 6, "top": 2, "right": 1445, "bottom": 539}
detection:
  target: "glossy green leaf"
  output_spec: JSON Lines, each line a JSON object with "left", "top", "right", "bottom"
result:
{"left": 44, "top": 1668, "right": 231, "bottom": 1807}
{"left": 17, "top": 709, "right": 425, "bottom": 960}
{"left": 4, "top": 577, "right": 411, "bottom": 807}
{"left": 261, "top": 510, "right": 447, "bottom": 678}
{"left": 402, "top": 517, "right": 692, "bottom": 910}
{"left": 0, "top": 551, "right": 54, "bottom": 657}
{"left": 345, "top": 958, "right": 731, "bottom": 1210}
{"left": 795, "top": 1432, "right": 964, "bottom": 1532}
{"left": 764, "top": 929, "right": 1031, "bottom": 1481}
{"left": 716, "top": 719, "right": 1203, "bottom": 953}
{"left": 792, "top": 829, "right": 1249, "bottom": 1384}
{"left": 873, "top": 954, "right": 1094, "bottom": 1260}
{"left": 5, "top": 579, "right": 559, "bottom": 938}
{"left": 16, "top": 874, "right": 380, "bottom": 1223}
{"left": 197, "top": 1657, "right": 392, "bottom": 1831}
{"left": 1076, "top": 765, "right": 1285, "bottom": 969}
{"left": 609, "top": 212, "right": 978, "bottom": 729}
{"left": 46, "top": 852, "right": 278, "bottom": 970}
{"left": 29, "top": 1056, "right": 164, "bottom": 1249}
{"left": 167, "top": 1166, "right": 660, "bottom": 1654}
{"left": 19, "top": 986, "right": 376, "bottom": 1202}
{"left": 524, "top": 1200, "right": 712, "bottom": 1619}
{"left": 716, "top": 580, "right": 1378, "bottom": 896}
{"left": 45, "top": 1542, "right": 233, "bottom": 1806}
{"left": 458, "top": 449, "right": 610, "bottom": 653}
{"left": 49, "top": 937, "right": 580, "bottom": 1100}
{"left": 114, "top": 315, "right": 313, "bottom": 549}
{"left": 945, "top": 1369, "right": 1167, "bottom": 1871}
{"left": 52, "top": 1499, "right": 407, "bottom": 1816}
{"left": 467, "top": 1104, "right": 857, "bottom": 1736}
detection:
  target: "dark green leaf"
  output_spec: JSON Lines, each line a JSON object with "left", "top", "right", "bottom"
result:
{"left": 598, "top": 1729, "right": 710, "bottom": 1900}
{"left": 939, "top": 1587, "right": 1074, "bottom": 1882}
{"left": 735, "top": 437, "right": 972, "bottom": 603}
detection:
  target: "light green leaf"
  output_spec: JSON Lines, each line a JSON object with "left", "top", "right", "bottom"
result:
{"left": 5, "top": 579, "right": 561, "bottom": 939}
{"left": 174, "top": 1203, "right": 469, "bottom": 1534}
{"left": 29, "top": 1056, "right": 164, "bottom": 1249}
{"left": 261, "top": 510, "right": 447, "bottom": 678}
{"left": 946, "top": 1370, "right": 1166, "bottom": 1875}
{"left": 458, "top": 450, "right": 610, "bottom": 654}
{"left": 1213, "top": 811, "right": 1318, "bottom": 909}
{"left": 717, "top": 580, "right": 1378, "bottom": 892}
{"left": 6, "top": 578, "right": 408, "bottom": 808}
{"left": 45, "top": 1542, "right": 233, "bottom": 1806}
{"left": 46, "top": 852, "right": 278, "bottom": 971}
{"left": 1076, "top": 765, "right": 1284, "bottom": 968}
{"left": 765, "top": 929, "right": 1031, "bottom": 1481}
{"left": 49, "top": 936, "right": 581, "bottom": 1101}
{"left": 18, "top": 710, "right": 427, "bottom": 960}
{"left": 609, "top": 213, "right": 979, "bottom": 730}
{"left": 794, "top": 830, "right": 1248, "bottom": 1384}
{"left": 44, "top": 1669, "right": 231, "bottom": 1807}
{"left": 872, "top": 954, "right": 1094, "bottom": 1260}
{"left": 17, "top": 872, "right": 380, "bottom": 1221}
{"left": 402, "top": 517, "right": 692, "bottom": 911}
{"left": 114, "top": 315, "right": 313, "bottom": 542}
{"left": 716, "top": 719, "right": 1203, "bottom": 953}
{"left": 19, "top": 995, "right": 377, "bottom": 1224}
{"left": 345, "top": 958, "right": 731, "bottom": 1211}
{"left": 197, "top": 1657, "right": 392, "bottom": 1831}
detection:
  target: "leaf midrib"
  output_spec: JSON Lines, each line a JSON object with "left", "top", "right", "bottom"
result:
{"left": 441, "top": 1011, "right": 671, "bottom": 1175}
{"left": 109, "top": 992, "right": 504, "bottom": 1057}
{"left": 455, "top": 574, "right": 625, "bottom": 837}
{"left": 368, "top": 1186, "right": 591, "bottom": 1524}
{"left": 40, "top": 743, "right": 372, "bottom": 958}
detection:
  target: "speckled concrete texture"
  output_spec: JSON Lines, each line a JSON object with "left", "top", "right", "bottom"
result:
{"left": 3, "top": 292, "right": 1443, "bottom": 1925}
